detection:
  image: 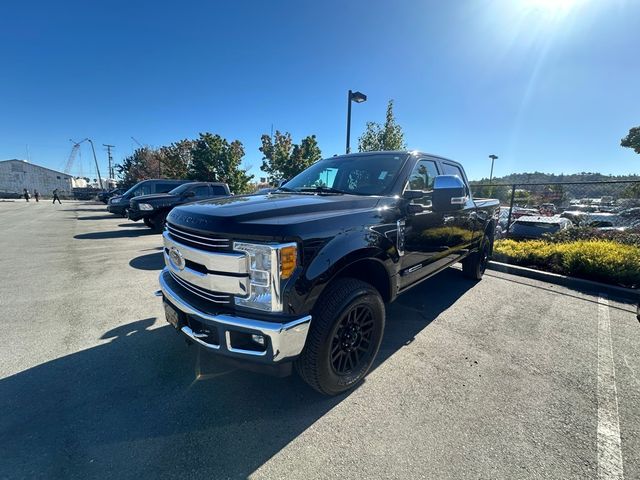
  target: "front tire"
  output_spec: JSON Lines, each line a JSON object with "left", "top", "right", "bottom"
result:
{"left": 295, "top": 278, "right": 385, "bottom": 395}
{"left": 143, "top": 217, "right": 154, "bottom": 228}
{"left": 151, "top": 212, "right": 167, "bottom": 233}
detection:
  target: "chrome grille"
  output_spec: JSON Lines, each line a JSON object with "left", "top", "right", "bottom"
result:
{"left": 169, "top": 270, "right": 232, "bottom": 304}
{"left": 166, "top": 223, "right": 231, "bottom": 251}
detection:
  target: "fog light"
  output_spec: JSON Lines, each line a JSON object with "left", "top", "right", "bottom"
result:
{"left": 251, "top": 334, "right": 265, "bottom": 346}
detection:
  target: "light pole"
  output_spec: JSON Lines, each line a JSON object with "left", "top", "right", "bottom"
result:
{"left": 489, "top": 154, "right": 498, "bottom": 183}
{"left": 346, "top": 90, "right": 367, "bottom": 154}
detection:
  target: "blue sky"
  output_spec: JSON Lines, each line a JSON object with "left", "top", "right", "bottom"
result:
{"left": 1, "top": 0, "right": 638, "bottom": 181}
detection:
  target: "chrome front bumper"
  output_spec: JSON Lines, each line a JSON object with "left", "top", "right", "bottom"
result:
{"left": 159, "top": 269, "right": 311, "bottom": 362}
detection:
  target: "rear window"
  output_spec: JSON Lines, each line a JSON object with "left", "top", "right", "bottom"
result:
{"left": 211, "top": 185, "right": 228, "bottom": 195}
{"left": 156, "top": 182, "right": 182, "bottom": 193}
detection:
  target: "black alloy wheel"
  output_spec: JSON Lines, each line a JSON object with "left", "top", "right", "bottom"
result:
{"left": 295, "top": 277, "right": 385, "bottom": 395}
{"left": 330, "top": 304, "right": 376, "bottom": 375}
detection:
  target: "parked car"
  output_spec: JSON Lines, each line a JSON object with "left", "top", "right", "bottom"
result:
{"left": 107, "top": 179, "right": 189, "bottom": 216}
{"left": 98, "top": 188, "right": 124, "bottom": 204}
{"left": 508, "top": 215, "right": 572, "bottom": 239}
{"left": 539, "top": 203, "right": 557, "bottom": 215}
{"left": 129, "top": 182, "right": 231, "bottom": 232}
{"left": 156, "top": 151, "right": 500, "bottom": 395}
{"left": 511, "top": 206, "right": 539, "bottom": 219}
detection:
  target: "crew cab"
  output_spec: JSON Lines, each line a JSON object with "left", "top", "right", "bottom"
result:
{"left": 107, "top": 179, "right": 189, "bottom": 216}
{"left": 129, "top": 182, "right": 231, "bottom": 232}
{"left": 157, "top": 151, "right": 499, "bottom": 394}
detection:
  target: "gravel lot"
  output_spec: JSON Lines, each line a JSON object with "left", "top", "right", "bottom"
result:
{"left": 1, "top": 200, "right": 638, "bottom": 479}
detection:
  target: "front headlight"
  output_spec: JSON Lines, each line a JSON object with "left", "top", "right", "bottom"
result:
{"left": 138, "top": 203, "right": 154, "bottom": 211}
{"left": 233, "top": 242, "right": 297, "bottom": 312}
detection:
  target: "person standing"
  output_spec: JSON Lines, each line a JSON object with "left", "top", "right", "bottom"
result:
{"left": 23, "top": 189, "right": 30, "bottom": 202}
{"left": 52, "top": 189, "right": 61, "bottom": 204}
{"left": 34, "top": 190, "right": 40, "bottom": 202}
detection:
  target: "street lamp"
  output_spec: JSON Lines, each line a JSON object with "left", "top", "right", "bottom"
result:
{"left": 346, "top": 89, "right": 367, "bottom": 154}
{"left": 488, "top": 154, "right": 498, "bottom": 183}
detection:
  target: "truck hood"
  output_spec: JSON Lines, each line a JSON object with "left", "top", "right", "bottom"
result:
{"left": 167, "top": 193, "right": 393, "bottom": 239}
{"left": 131, "top": 193, "right": 179, "bottom": 205}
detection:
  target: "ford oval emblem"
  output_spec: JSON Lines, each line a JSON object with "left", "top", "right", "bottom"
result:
{"left": 168, "top": 246, "right": 185, "bottom": 271}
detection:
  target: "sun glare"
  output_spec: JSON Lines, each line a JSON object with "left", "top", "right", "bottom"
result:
{"left": 522, "top": 0, "right": 582, "bottom": 16}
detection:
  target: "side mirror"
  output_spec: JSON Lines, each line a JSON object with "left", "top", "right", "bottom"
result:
{"left": 432, "top": 175, "right": 467, "bottom": 212}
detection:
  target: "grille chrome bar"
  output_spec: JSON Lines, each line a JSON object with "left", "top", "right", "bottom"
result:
{"left": 167, "top": 224, "right": 230, "bottom": 249}
{"left": 169, "top": 270, "right": 231, "bottom": 304}
{"left": 163, "top": 231, "right": 247, "bottom": 275}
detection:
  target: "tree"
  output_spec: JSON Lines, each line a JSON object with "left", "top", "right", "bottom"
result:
{"left": 159, "top": 139, "right": 196, "bottom": 179}
{"left": 189, "top": 133, "right": 253, "bottom": 194}
{"left": 358, "top": 100, "right": 406, "bottom": 152}
{"left": 260, "top": 131, "right": 322, "bottom": 183}
{"left": 621, "top": 126, "right": 640, "bottom": 154}
{"left": 115, "top": 147, "right": 163, "bottom": 187}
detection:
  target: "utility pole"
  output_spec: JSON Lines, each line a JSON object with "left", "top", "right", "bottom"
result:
{"left": 86, "top": 139, "right": 104, "bottom": 190}
{"left": 103, "top": 144, "right": 115, "bottom": 179}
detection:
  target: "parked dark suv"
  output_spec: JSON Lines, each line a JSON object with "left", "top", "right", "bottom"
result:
{"left": 129, "top": 182, "right": 231, "bottom": 232}
{"left": 107, "top": 179, "right": 189, "bottom": 216}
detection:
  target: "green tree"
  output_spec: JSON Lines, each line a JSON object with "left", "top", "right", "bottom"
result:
{"left": 358, "top": 100, "right": 406, "bottom": 152}
{"left": 621, "top": 126, "right": 640, "bottom": 154}
{"left": 189, "top": 133, "right": 254, "bottom": 194}
{"left": 159, "top": 139, "right": 196, "bottom": 179}
{"left": 116, "top": 147, "right": 163, "bottom": 187}
{"left": 260, "top": 131, "right": 322, "bottom": 183}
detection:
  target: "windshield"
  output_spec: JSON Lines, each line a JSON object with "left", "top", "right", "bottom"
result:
{"left": 512, "top": 222, "right": 562, "bottom": 236}
{"left": 281, "top": 154, "right": 407, "bottom": 196}
{"left": 169, "top": 183, "right": 193, "bottom": 195}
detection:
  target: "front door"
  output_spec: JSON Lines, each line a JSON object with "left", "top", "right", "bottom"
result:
{"left": 439, "top": 162, "right": 479, "bottom": 257}
{"left": 399, "top": 158, "right": 451, "bottom": 289}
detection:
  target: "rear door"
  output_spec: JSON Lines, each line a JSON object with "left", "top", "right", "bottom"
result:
{"left": 439, "top": 162, "right": 479, "bottom": 256}
{"left": 191, "top": 185, "right": 213, "bottom": 201}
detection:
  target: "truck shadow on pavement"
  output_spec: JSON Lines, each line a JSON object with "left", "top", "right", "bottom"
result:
{"left": 77, "top": 215, "right": 121, "bottom": 221}
{"left": 0, "top": 269, "right": 474, "bottom": 479}
{"left": 74, "top": 229, "right": 156, "bottom": 240}
{"left": 129, "top": 252, "right": 165, "bottom": 270}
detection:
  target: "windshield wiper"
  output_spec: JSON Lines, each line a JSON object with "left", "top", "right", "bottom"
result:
{"left": 297, "top": 186, "right": 346, "bottom": 195}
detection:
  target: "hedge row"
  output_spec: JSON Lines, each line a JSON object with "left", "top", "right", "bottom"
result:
{"left": 543, "top": 227, "right": 640, "bottom": 247}
{"left": 493, "top": 239, "right": 640, "bottom": 288}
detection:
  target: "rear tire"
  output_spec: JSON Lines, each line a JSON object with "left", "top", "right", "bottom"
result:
{"left": 462, "top": 234, "right": 491, "bottom": 281}
{"left": 295, "top": 278, "right": 385, "bottom": 395}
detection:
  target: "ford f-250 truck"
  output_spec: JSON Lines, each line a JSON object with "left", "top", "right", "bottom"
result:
{"left": 157, "top": 151, "right": 499, "bottom": 395}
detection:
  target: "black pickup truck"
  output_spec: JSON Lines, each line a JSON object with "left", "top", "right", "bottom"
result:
{"left": 129, "top": 182, "right": 230, "bottom": 232}
{"left": 157, "top": 151, "right": 499, "bottom": 394}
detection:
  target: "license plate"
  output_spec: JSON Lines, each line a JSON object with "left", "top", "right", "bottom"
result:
{"left": 164, "top": 302, "right": 181, "bottom": 329}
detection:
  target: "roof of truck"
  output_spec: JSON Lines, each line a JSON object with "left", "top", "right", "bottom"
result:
{"left": 336, "top": 150, "right": 461, "bottom": 165}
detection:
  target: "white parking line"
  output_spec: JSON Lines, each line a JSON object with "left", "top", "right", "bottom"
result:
{"left": 597, "top": 295, "right": 624, "bottom": 480}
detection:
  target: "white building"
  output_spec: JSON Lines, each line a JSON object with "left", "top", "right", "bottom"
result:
{"left": 0, "top": 159, "right": 73, "bottom": 196}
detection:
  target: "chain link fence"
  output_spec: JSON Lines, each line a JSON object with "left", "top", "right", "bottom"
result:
{"left": 471, "top": 180, "right": 640, "bottom": 236}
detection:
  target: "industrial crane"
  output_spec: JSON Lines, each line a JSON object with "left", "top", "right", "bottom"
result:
{"left": 65, "top": 138, "right": 104, "bottom": 189}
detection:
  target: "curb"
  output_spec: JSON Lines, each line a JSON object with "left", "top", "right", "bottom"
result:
{"left": 487, "top": 261, "right": 639, "bottom": 302}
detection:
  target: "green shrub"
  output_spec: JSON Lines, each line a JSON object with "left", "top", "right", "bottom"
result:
{"left": 543, "top": 227, "right": 640, "bottom": 247}
{"left": 494, "top": 239, "right": 640, "bottom": 287}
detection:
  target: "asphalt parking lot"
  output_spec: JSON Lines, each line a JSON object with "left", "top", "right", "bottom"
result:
{"left": 1, "top": 200, "right": 638, "bottom": 479}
